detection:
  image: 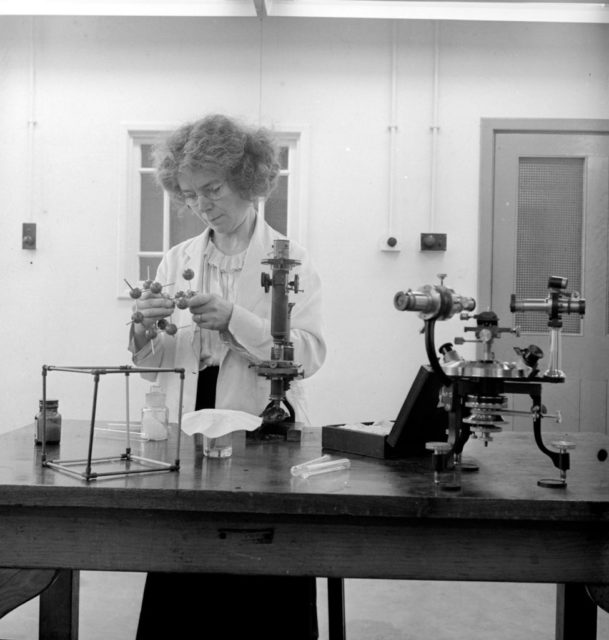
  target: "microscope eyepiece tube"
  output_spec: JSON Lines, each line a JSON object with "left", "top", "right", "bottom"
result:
{"left": 510, "top": 296, "right": 551, "bottom": 313}
{"left": 510, "top": 295, "right": 586, "bottom": 316}
{"left": 394, "top": 285, "right": 475, "bottom": 320}
{"left": 563, "top": 298, "right": 586, "bottom": 315}
{"left": 393, "top": 290, "right": 437, "bottom": 313}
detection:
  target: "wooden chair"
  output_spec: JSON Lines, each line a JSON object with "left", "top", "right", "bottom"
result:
{"left": 0, "top": 569, "right": 57, "bottom": 620}
{"left": 0, "top": 569, "right": 79, "bottom": 639}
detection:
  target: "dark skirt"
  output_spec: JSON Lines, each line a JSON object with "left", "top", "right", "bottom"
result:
{"left": 136, "top": 366, "right": 319, "bottom": 639}
{"left": 136, "top": 572, "right": 319, "bottom": 639}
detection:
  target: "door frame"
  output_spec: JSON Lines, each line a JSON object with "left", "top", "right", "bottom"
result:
{"left": 478, "top": 118, "right": 609, "bottom": 307}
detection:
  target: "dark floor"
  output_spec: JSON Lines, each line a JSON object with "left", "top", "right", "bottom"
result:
{"left": 0, "top": 572, "right": 607, "bottom": 639}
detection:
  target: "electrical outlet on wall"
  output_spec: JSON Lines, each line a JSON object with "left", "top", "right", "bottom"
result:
{"left": 420, "top": 233, "right": 447, "bottom": 251}
{"left": 379, "top": 235, "right": 400, "bottom": 252}
{"left": 22, "top": 223, "right": 37, "bottom": 250}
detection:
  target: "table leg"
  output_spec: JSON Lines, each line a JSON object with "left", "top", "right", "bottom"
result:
{"left": 556, "top": 583, "right": 597, "bottom": 640}
{"left": 327, "top": 577, "right": 346, "bottom": 640}
{"left": 39, "top": 569, "right": 79, "bottom": 640}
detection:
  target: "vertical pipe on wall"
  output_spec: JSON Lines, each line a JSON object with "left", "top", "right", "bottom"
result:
{"left": 257, "top": 15, "right": 266, "bottom": 220}
{"left": 27, "top": 16, "right": 38, "bottom": 223}
{"left": 258, "top": 15, "right": 264, "bottom": 124}
{"left": 429, "top": 21, "right": 440, "bottom": 232}
{"left": 387, "top": 21, "right": 398, "bottom": 239}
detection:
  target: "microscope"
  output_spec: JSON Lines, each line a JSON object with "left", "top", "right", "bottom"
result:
{"left": 394, "top": 274, "right": 586, "bottom": 488}
{"left": 248, "top": 239, "right": 304, "bottom": 442}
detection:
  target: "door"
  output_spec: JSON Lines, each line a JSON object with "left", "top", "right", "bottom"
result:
{"left": 488, "top": 129, "right": 609, "bottom": 435}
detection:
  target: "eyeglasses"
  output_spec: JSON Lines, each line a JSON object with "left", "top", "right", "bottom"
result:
{"left": 183, "top": 181, "right": 227, "bottom": 205}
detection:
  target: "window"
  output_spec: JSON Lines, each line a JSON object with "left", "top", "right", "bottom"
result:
{"left": 118, "top": 125, "right": 307, "bottom": 297}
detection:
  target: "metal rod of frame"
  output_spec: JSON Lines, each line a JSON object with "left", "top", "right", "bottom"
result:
{"left": 51, "top": 456, "right": 126, "bottom": 466}
{"left": 45, "top": 458, "right": 177, "bottom": 481}
{"left": 175, "top": 370, "right": 185, "bottom": 469}
{"left": 125, "top": 372, "right": 132, "bottom": 455}
{"left": 41, "top": 365, "right": 47, "bottom": 462}
{"left": 43, "top": 462, "right": 89, "bottom": 481}
{"left": 130, "top": 455, "right": 174, "bottom": 467}
{"left": 85, "top": 373, "right": 100, "bottom": 478}
{"left": 41, "top": 364, "right": 185, "bottom": 481}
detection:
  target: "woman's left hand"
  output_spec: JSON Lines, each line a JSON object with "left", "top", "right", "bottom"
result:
{"left": 188, "top": 293, "right": 233, "bottom": 331}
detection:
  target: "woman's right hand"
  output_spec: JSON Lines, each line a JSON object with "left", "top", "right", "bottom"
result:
{"left": 131, "top": 291, "right": 175, "bottom": 336}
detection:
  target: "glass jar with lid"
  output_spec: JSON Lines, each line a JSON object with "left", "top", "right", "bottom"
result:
{"left": 35, "top": 399, "right": 62, "bottom": 445}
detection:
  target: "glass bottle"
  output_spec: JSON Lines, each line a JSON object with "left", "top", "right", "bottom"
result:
{"left": 141, "top": 385, "right": 169, "bottom": 441}
{"left": 35, "top": 399, "right": 62, "bottom": 445}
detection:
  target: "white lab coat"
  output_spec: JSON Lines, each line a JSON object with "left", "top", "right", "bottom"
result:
{"left": 130, "top": 213, "right": 326, "bottom": 425}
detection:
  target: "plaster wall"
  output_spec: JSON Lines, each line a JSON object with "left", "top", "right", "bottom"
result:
{"left": 1, "top": 16, "right": 607, "bottom": 432}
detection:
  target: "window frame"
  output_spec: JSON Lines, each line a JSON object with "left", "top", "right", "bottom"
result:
{"left": 260, "top": 126, "right": 309, "bottom": 244}
{"left": 118, "top": 122, "right": 178, "bottom": 299}
{"left": 117, "top": 122, "right": 308, "bottom": 299}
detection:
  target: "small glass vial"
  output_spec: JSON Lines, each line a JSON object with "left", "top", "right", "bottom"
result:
{"left": 35, "top": 399, "right": 62, "bottom": 445}
{"left": 203, "top": 433, "right": 232, "bottom": 458}
{"left": 425, "top": 441, "right": 461, "bottom": 492}
{"left": 141, "top": 385, "right": 169, "bottom": 441}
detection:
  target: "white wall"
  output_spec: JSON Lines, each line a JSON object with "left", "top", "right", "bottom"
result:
{"left": 1, "top": 16, "right": 607, "bottom": 433}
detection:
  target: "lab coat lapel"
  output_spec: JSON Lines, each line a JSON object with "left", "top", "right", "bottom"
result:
{"left": 236, "top": 213, "right": 274, "bottom": 312}
{"left": 182, "top": 228, "right": 211, "bottom": 293}
{"left": 180, "top": 229, "right": 211, "bottom": 362}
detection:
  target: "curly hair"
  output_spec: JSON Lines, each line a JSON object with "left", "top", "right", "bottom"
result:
{"left": 153, "top": 114, "right": 280, "bottom": 202}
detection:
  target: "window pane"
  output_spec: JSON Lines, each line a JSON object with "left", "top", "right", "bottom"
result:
{"left": 278, "top": 146, "right": 289, "bottom": 170}
{"left": 140, "top": 173, "right": 164, "bottom": 251}
{"left": 139, "top": 256, "right": 162, "bottom": 281}
{"left": 141, "top": 144, "right": 155, "bottom": 168}
{"left": 264, "top": 174, "right": 288, "bottom": 235}
{"left": 170, "top": 199, "right": 206, "bottom": 246}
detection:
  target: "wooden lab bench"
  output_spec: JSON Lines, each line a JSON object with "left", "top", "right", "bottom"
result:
{"left": 0, "top": 420, "right": 606, "bottom": 639}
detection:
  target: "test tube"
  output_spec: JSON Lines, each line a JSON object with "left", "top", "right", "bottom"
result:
{"left": 290, "top": 455, "right": 332, "bottom": 477}
{"left": 298, "top": 458, "right": 351, "bottom": 479}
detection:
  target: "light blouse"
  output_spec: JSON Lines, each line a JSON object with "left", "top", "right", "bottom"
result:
{"left": 193, "top": 238, "right": 247, "bottom": 368}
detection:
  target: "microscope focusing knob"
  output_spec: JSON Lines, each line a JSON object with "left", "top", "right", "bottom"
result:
{"left": 289, "top": 274, "right": 300, "bottom": 293}
{"left": 522, "top": 344, "right": 543, "bottom": 367}
{"left": 548, "top": 276, "right": 568, "bottom": 290}
{"left": 261, "top": 272, "right": 272, "bottom": 292}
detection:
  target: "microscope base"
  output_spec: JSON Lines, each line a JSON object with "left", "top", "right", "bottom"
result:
{"left": 537, "top": 477, "right": 567, "bottom": 489}
{"left": 458, "top": 460, "right": 480, "bottom": 472}
{"left": 246, "top": 420, "right": 303, "bottom": 443}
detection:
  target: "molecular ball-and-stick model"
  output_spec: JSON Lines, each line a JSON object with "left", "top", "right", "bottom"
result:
{"left": 125, "top": 268, "right": 195, "bottom": 340}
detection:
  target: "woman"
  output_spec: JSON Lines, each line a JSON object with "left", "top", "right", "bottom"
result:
{"left": 129, "top": 114, "right": 326, "bottom": 639}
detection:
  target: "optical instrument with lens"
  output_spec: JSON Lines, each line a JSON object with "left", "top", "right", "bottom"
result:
{"left": 248, "top": 239, "right": 304, "bottom": 442}
{"left": 394, "top": 274, "right": 586, "bottom": 488}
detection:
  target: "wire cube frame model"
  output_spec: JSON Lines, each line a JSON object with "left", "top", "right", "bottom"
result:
{"left": 40, "top": 365, "right": 185, "bottom": 482}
